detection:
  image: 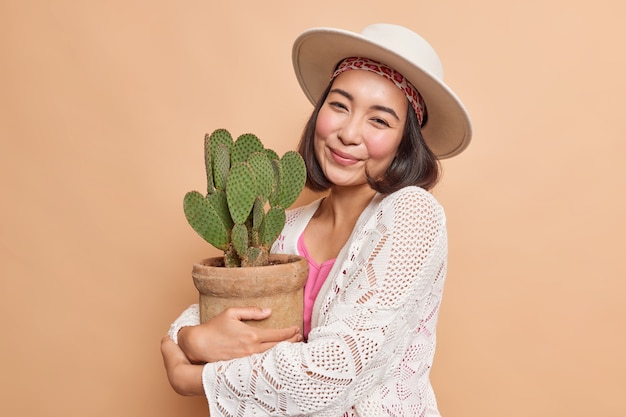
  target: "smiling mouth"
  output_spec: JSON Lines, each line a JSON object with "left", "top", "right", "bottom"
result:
{"left": 330, "top": 149, "right": 360, "bottom": 165}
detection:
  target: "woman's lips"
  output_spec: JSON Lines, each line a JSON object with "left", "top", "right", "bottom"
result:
{"left": 330, "top": 148, "right": 360, "bottom": 165}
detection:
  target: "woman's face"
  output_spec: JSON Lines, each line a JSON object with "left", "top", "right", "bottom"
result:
{"left": 314, "top": 69, "right": 408, "bottom": 188}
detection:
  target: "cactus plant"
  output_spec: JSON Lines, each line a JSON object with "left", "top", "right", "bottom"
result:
{"left": 183, "top": 128, "right": 306, "bottom": 267}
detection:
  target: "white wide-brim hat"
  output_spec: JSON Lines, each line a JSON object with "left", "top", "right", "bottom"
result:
{"left": 292, "top": 23, "right": 472, "bottom": 159}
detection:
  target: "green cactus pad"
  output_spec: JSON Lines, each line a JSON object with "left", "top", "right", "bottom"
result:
{"left": 260, "top": 206, "right": 286, "bottom": 248}
{"left": 208, "top": 129, "right": 233, "bottom": 193}
{"left": 252, "top": 197, "right": 265, "bottom": 233}
{"left": 208, "top": 129, "right": 233, "bottom": 159}
{"left": 231, "top": 223, "right": 249, "bottom": 258}
{"left": 243, "top": 246, "right": 267, "bottom": 267}
{"left": 248, "top": 152, "right": 274, "bottom": 200}
{"left": 265, "top": 148, "right": 279, "bottom": 161}
{"left": 268, "top": 158, "right": 282, "bottom": 207}
{"left": 213, "top": 143, "right": 231, "bottom": 191}
{"left": 278, "top": 151, "right": 306, "bottom": 208}
{"left": 232, "top": 133, "right": 264, "bottom": 164}
{"left": 207, "top": 190, "right": 233, "bottom": 231}
{"left": 183, "top": 190, "right": 229, "bottom": 250}
{"left": 203, "top": 133, "right": 215, "bottom": 194}
{"left": 226, "top": 162, "right": 256, "bottom": 225}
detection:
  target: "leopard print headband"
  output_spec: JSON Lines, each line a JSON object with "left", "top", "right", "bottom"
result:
{"left": 332, "top": 57, "right": 426, "bottom": 126}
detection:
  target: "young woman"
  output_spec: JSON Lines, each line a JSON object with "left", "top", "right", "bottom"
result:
{"left": 161, "top": 23, "right": 472, "bottom": 417}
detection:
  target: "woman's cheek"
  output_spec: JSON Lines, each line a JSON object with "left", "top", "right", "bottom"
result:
{"left": 315, "top": 107, "right": 336, "bottom": 138}
{"left": 365, "top": 135, "right": 399, "bottom": 160}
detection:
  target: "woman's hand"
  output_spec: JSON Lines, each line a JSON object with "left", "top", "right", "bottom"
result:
{"left": 177, "top": 306, "right": 303, "bottom": 364}
{"left": 160, "top": 336, "right": 204, "bottom": 396}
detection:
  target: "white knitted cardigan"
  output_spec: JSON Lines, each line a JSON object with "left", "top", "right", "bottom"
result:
{"left": 168, "top": 186, "right": 448, "bottom": 417}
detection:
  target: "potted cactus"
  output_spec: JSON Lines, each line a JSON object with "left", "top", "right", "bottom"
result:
{"left": 183, "top": 128, "right": 308, "bottom": 331}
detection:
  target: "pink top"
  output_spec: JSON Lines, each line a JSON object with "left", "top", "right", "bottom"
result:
{"left": 297, "top": 232, "right": 335, "bottom": 339}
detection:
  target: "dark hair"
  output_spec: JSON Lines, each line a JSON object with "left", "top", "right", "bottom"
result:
{"left": 297, "top": 81, "right": 441, "bottom": 193}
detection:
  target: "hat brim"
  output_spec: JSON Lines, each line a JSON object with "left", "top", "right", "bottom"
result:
{"left": 292, "top": 27, "right": 472, "bottom": 159}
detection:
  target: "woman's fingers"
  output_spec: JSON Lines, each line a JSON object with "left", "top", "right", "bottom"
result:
{"left": 177, "top": 306, "right": 302, "bottom": 364}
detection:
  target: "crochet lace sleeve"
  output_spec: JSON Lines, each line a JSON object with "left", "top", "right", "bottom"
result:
{"left": 201, "top": 187, "right": 447, "bottom": 417}
{"left": 167, "top": 304, "right": 200, "bottom": 344}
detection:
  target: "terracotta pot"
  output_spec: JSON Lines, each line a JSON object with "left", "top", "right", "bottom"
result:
{"left": 192, "top": 254, "right": 308, "bottom": 334}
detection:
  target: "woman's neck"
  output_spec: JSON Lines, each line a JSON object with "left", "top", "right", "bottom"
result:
{"left": 304, "top": 185, "right": 377, "bottom": 263}
{"left": 316, "top": 184, "right": 378, "bottom": 227}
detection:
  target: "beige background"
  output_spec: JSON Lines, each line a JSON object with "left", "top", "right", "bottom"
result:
{"left": 1, "top": 0, "right": 624, "bottom": 416}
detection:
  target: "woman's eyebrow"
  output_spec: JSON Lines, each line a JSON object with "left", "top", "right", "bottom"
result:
{"left": 371, "top": 105, "right": 400, "bottom": 121}
{"left": 329, "top": 88, "right": 353, "bottom": 101}
{"left": 329, "top": 88, "right": 400, "bottom": 121}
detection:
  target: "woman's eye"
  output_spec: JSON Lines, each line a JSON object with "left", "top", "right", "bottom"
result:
{"left": 329, "top": 101, "right": 348, "bottom": 110}
{"left": 372, "top": 117, "right": 390, "bottom": 127}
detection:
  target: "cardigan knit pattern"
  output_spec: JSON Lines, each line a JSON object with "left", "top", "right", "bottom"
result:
{"left": 169, "top": 186, "right": 448, "bottom": 417}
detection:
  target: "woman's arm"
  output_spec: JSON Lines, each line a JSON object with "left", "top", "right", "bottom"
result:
{"left": 162, "top": 307, "right": 303, "bottom": 396}
{"left": 177, "top": 306, "right": 302, "bottom": 363}
{"left": 161, "top": 336, "right": 204, "bottom": 396}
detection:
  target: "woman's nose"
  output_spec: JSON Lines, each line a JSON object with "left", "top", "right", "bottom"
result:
{"left": 337, "top": 117, "right": 361, "bottom": 145}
